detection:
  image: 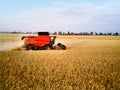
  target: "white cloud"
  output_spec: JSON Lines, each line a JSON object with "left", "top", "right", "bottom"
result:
{"left": 1, "top": 1, "right": 120, "bottom": 33}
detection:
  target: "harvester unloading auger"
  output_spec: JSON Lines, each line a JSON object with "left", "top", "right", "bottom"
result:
{"left": 21, "top": 32, "right": 66, "bottom": 50}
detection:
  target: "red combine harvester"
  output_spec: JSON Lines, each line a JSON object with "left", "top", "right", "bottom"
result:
{"left": 21, "top": 32, "right": 66, "bottom": 50}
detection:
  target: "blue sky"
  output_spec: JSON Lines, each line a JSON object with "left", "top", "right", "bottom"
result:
{"left": 0, "top": 0, "right": 120, "bottom": 33}
{"left": 0, "top": 0, "right": 114, "bottom": 16}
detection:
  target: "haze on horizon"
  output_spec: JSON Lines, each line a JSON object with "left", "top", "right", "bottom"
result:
{"left": 0, "top": 0, "right": 120, "bottom": 33}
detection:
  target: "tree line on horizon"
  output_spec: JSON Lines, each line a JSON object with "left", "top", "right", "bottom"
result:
{"left": 0, "top": 31, "right": 119, "bottom": 36}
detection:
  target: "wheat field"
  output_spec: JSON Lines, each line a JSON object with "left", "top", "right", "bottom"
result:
{"left": 0, "top": 34, "right": 120, "bottom": 90}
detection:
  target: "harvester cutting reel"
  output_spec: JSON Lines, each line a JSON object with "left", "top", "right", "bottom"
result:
{"left": 52, "top": 43, "right": 66, "bottom": 50}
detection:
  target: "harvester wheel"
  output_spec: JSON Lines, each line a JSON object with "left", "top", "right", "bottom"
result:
{"left": 44, "top": 45, "right": 51, "bottom": 50}
{"left": 33, "top": 46, "right": 39, "bottom": 50}
{"left": 26, "top": 45, "right": 33, "bottom": 50}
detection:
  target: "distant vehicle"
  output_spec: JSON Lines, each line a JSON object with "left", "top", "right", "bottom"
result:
{"left": 21, "top": 32, "right": 66, "bottom": 50}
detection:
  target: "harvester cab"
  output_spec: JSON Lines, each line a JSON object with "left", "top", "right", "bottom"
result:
{"left": 50, "top": 36, "right": 56, "bottom": 45}
{"left": 21, "top": 32, "right": 66, "bottom": 50}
